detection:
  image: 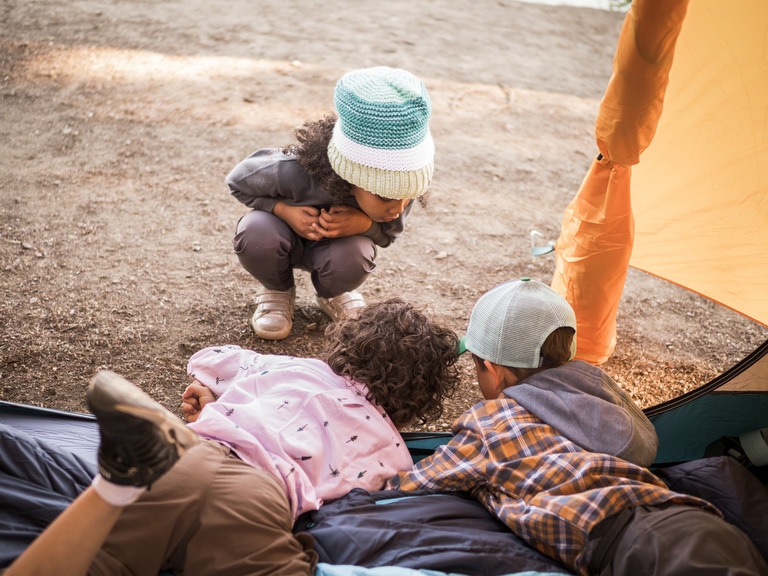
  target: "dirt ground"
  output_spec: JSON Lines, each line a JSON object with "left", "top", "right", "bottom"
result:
{"left": 2, "top": 0, "right": 766, "bottom": 433}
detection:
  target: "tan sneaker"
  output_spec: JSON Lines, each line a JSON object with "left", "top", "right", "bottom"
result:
{"left": 315, "top": 290, "right": 366, "bottom": 322}
{"left": 251, "top": 286, "right": 295, "bottom": 340}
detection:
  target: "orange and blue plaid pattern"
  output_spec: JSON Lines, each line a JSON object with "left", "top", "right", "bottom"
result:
{"left": 389, "top": 399, "right": 719, "bottom": 574}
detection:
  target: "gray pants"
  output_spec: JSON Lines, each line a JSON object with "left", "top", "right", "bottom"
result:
{"left": 586, "top": 504, "right": 768, "bottom": 575}
{"left": 234, "top": 210, "right": 376, "bottom": 299}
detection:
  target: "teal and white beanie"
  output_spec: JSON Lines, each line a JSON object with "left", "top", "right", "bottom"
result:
{"left": 327, "top": 66, "right": 434, "bottom": 200}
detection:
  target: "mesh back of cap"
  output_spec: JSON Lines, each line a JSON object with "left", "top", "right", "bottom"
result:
{"left": 464, "top": 279, "right": 576, "bottom": 368}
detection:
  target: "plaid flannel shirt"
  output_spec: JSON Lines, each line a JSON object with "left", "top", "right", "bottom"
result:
{"left": 388, "top": 399, "right": 719, "bottom": 574}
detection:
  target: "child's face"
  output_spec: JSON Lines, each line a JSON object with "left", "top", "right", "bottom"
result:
{"left": 352, "top": 186, "right": 411, "bottom": 223}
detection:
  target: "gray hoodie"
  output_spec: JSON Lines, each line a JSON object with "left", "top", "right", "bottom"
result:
{"left": 503, "top": 360, "right": 658, "bottom": 467}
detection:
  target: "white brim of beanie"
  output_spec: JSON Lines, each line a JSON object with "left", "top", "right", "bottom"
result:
{"left": 330, "top": 122, "right": 434, "bottom": 172}
{"left": 328, "top": 139, "right": 434, "bottom": 200}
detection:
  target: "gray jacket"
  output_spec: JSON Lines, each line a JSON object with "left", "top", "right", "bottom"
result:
{"left": 503, "top": 360, "right": 658, "bottom": 467}
{"left": 226, "top": 148, "right": 411, "bottom": 248}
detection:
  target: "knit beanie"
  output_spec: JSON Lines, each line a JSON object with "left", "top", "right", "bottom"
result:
{"left": 327, "top": 66, "right": 434, "bottom": 200}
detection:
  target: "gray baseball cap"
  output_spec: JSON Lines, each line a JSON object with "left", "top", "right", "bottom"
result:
{"left": 460, "top": 278, "right": 577, "bottom": 368}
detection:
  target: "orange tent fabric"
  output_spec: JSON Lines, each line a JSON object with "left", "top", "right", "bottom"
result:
{"left": 551, "top": 0, "right": 689, "bottom": 364}
{"left": 630, "top": 0, "right": 768, "bottom": 327}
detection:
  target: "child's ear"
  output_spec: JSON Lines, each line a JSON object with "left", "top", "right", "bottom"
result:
{"left": 482, "top": 361, "right": 507, "bottom": 395}
{"left": 483, "top": 359, "right": 499, "bottom": 379}
{"left": 485, "top": 361, "right": 519, "bottom": 393}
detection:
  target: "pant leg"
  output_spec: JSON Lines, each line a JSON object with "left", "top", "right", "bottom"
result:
{"left": 88, "top": 439, "right": 225, "bottom": 576}
{"left": 184, "top": 448, "right": 316, "bottom": 576}
{"left": 307, "top": 236, "right": 376, "bottom": 298}
{"left": 89, "top": 439, "right": 315, "bottom": 576}
{"left": 233, "top": 210, "right": 303, "bottom": 291}
{"left": 588, "top": 504, "right": 768, "bottom": 576}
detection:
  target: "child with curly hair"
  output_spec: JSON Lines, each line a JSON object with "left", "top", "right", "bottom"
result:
{"left": 5, "top": 299, "right": 459, "bottom": 576}
{"left": 227, "top": 66, "right": 434, "bottom": 340}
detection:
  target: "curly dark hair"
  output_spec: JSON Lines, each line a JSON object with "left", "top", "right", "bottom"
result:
{"left": 283, "top": 114, "right": 351, "bottom": 202}
{"left": 284, "top": 114, "right": 430, "bottom": 206}
{"left": 323, "top": 298, "right": 460, "bottom": 429}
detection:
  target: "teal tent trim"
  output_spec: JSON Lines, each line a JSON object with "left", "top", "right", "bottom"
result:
{"left": 649, "top": 394, "right": 768, "bottom": 464}
{"left": 645, "top": 339, "right": 768, "bottom": 464}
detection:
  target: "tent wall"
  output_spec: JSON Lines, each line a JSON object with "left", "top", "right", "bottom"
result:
{"left": 648, "top": 394, "right": 768, "bottom": 464}
{"left": 720, "top": 345, "right": 768, "bottom": 393}
{"left": 630, "top": 0, "right": 768, "bottom": 327}
{"left": 646, "top": 339, "right": 768, "bottom": 463}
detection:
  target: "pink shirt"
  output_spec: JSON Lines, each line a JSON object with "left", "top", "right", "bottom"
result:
{"left": 186, "top": 345, "right": 412, "bottom": 519}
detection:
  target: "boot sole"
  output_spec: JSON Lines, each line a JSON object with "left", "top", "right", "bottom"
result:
{"left": 87, "top": 370, "right": 200, "bottom": 458}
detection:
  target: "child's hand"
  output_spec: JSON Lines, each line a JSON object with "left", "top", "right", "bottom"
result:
{"left": 180, "top": 380, "right": 217, "bottom": 423}
{"left": 273, "top": 203, "right": 325, "bottom": 240}
{"left": 314, "top": 206, "right": 372, "bottom": 238}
